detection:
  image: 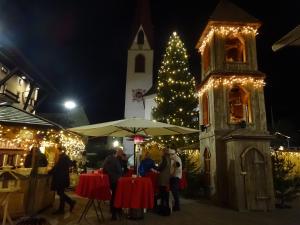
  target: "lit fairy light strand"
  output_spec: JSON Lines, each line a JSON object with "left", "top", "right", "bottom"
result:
{"left": 198, "top": 76, "right": 265, "bottom": 97}
{"left": 198, "top": 26, "right": 258, "bottom": 54}
{"left": 0, "top": 125, "right": 85, "bottom": 162}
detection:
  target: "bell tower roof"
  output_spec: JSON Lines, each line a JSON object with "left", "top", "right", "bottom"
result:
{"left": 129, "top": 0, "right": 153, "bottom": 48}
{"left": 196, "top": 0, "right": 261, "bottom": 50}
{"left": 210, "top": 0, "right": 260, "bottom": 24}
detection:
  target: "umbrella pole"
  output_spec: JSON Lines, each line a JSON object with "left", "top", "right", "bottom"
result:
{"left": 133, "top": 143, "right": 137, "bottom": 174}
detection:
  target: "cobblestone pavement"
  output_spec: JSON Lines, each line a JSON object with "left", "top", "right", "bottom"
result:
{"left": 17, "top": 192, "right": 300, "bottom": 225}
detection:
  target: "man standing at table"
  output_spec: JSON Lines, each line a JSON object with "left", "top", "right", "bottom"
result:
{"left": 103, "top": 148, "right": 123, "bottom": 220}
{"left": 169, "top": 148, "right": 182, "bottom": 211}
{"left": 49, "top": 146, "right": 76, "bottom": 214}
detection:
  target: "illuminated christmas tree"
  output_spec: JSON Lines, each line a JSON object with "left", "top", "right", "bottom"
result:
{"left": 153, "top": 32, "right": 198, "bottom": 148}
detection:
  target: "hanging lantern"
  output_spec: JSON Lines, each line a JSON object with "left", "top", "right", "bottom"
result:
{"left": 133, "top": 135, "right": 145, "bottom": 144}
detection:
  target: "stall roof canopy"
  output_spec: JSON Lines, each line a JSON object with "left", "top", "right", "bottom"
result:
{"left": 0, "top": 104, "right": 62, "bottom": 128}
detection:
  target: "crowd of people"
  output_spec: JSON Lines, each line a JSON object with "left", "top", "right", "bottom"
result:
{"left": 24, "top": 144, "right": 183, "bottom": 219}
{"left": 103, "top": 146, "right": 183, "bottom": 220}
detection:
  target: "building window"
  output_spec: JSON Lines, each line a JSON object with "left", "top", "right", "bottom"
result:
{"left": 202, "top": 92, "right": 209, "bottom": 125}
{"left": 135, "top": 54, "right": 145, "bottom": 73}
{"left": 229, "top": 85, "right": 252, "bottom": 124}
{"left": 225, "top": 34, "right": 246, "bottom": 63}
{"left": 203, "top": 44, "right": 210, "bottom": 72}
{"left": 137, "top": 30, "right": 144, "bottom": 45}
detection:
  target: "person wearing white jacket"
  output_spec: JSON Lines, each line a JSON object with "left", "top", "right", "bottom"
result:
{"left": 169, "top": 148, "right": 182, "bottom": 211}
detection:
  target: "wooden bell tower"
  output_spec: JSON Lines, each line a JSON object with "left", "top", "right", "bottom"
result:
{"left": 196, "top": 0, "right": 274, "bottom": 211}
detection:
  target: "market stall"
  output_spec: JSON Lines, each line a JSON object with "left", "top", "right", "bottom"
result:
{"left": 0, "top": 104, "right": 86, "bottom": 218}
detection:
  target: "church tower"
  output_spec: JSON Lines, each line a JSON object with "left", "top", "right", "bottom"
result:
{"left": 196, "top": 1, "right": 274, "bottom": 211}
{"left": 124, "top": 0, "right": 154, "bottom": 153}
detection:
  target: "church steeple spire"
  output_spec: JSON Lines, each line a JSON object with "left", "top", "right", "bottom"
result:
{"left": 130, "top": 0, "right": 153, "bottom": 48}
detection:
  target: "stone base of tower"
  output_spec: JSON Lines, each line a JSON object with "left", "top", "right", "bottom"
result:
{"left": 200, "top": 131, "right": 275, "bottom": 211}
{"left": 221, "top": 133, "right": 275, "bottom": 211}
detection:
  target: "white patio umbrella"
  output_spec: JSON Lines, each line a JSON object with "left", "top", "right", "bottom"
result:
{"left": 69, "top": 117, "right": 199, "bottom": 137}
{"left": 69, "top": 117, "right": 199, "bottom": 172}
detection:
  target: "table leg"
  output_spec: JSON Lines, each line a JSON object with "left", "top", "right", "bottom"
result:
{"left": 96, "top": 201, "right": 104, "bottom": 221}
{"left": 77, "top": 199, "right": 93, "bottom": 223}
{"left": 92, "top": 201, "right": 101, "bottom": 223}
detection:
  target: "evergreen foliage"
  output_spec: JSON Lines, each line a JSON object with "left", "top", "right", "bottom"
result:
{"left": 271, "top": 150, "right": 300, "bottom": 208}
{"left": 152, "top": 32, "right": 199, "bottom": 148}
{"left": 179, "top": 151, "right": 203, "bottom": 198}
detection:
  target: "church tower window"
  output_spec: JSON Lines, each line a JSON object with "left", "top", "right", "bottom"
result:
{"left": 137, "top": 30, "right": 144, "bottom": 45}
{"left": 229, "top": 85, "right": 252, "bottom": 124}
{"left": 135, "top": 54, "right": 145, "bottom": 73}
{"left": 225, "top": 34, "right": 246, "bottom": 63}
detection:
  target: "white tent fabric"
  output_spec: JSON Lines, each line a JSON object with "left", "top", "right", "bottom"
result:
{"left": 69, "top": 117, "right": 199, "bottom": 137}
{"left": 272, "top": 25, "right": 300, "bottom": 51}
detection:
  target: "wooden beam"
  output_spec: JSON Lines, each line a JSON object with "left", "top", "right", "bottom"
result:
{"left": 0, "top": 67, "right": 18, "bottom": 86}
{"left": 23, "top": 83, "right": 35, "bottom": 111}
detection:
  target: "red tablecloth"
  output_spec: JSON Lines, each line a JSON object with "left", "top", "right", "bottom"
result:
{"left": 76, "top": 173, "right": 111, "bottom": 201}
{"left": 114, "top": 177, "right": 154, "bottom": 209}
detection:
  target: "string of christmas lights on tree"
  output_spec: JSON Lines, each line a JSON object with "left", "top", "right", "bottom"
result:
{"left": 153, "top": 32, "right": 199, "bottom": 147}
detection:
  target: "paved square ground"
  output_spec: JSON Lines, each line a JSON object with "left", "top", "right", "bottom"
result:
{"left": 16, "top": 192, "right": 300, "bottom": 225}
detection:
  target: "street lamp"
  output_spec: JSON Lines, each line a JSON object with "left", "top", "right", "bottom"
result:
{"left": 64, "top": 100, "right": 77, "bottom": 110}
{"left": 275, "top": 132, "right": 291, "bottom": 148}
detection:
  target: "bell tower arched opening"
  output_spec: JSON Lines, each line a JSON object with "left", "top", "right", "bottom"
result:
{"left": 228, "top": 85, "right": 252, "bottom": 124}
{"left": 225, "top": 34, "right": 246, "bottom": 63}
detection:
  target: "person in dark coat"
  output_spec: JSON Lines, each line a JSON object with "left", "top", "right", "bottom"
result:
{"left": 48, "top": 146, "right": 76, "bottom": 214}
{"left": 24, "top": 146, "right": 48, "bottom": 168}
{"left": 103, "top": 148, "right": 123, "bottom": 220}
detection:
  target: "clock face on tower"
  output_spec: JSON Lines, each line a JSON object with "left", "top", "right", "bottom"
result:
{"left": 132, "top": 89, "right": 146, "bottom": 102}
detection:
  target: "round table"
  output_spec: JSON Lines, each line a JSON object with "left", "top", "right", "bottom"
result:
{"left": 114, "top": 177, "right": 154, "bottom": 209}
{"left": 76, "top": 173, "right": 111, "bottom": 222}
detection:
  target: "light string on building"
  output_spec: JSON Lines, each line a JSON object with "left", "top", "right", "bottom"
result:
{"left": 198, "top": 25, "right": 258, "bottom": 54}
{"left": 0, "top": 124, "right": 85, "bottom": 164}
{"left": 198, "top": 75, "right": 266, "bottom": 97}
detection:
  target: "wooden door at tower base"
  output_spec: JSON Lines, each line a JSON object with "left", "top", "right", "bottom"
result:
{"left": 242, "top": 148, "right": 269, "bottom": 210}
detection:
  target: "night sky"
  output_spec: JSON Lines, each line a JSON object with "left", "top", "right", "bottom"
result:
{"left": 0, "top": 0, "right": 299, "bottom": 137}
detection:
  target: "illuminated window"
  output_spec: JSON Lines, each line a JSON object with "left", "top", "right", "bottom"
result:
{"left": 137, "top": 30, "right": 144, "bottom": 45}
{"left": 202, "top": 92, "right": 209, "bottom": 125}
{"left": 135, "top": 54, "right": 145, "bottom": 73}
{"left": 225, "top": 34, "right": 246, "bottom": 62}
{"left": 229, "top": 85, "right": 252, "bottom": 124}
{"left": 203, "top": 44, "right": 210, "bottom": 72}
